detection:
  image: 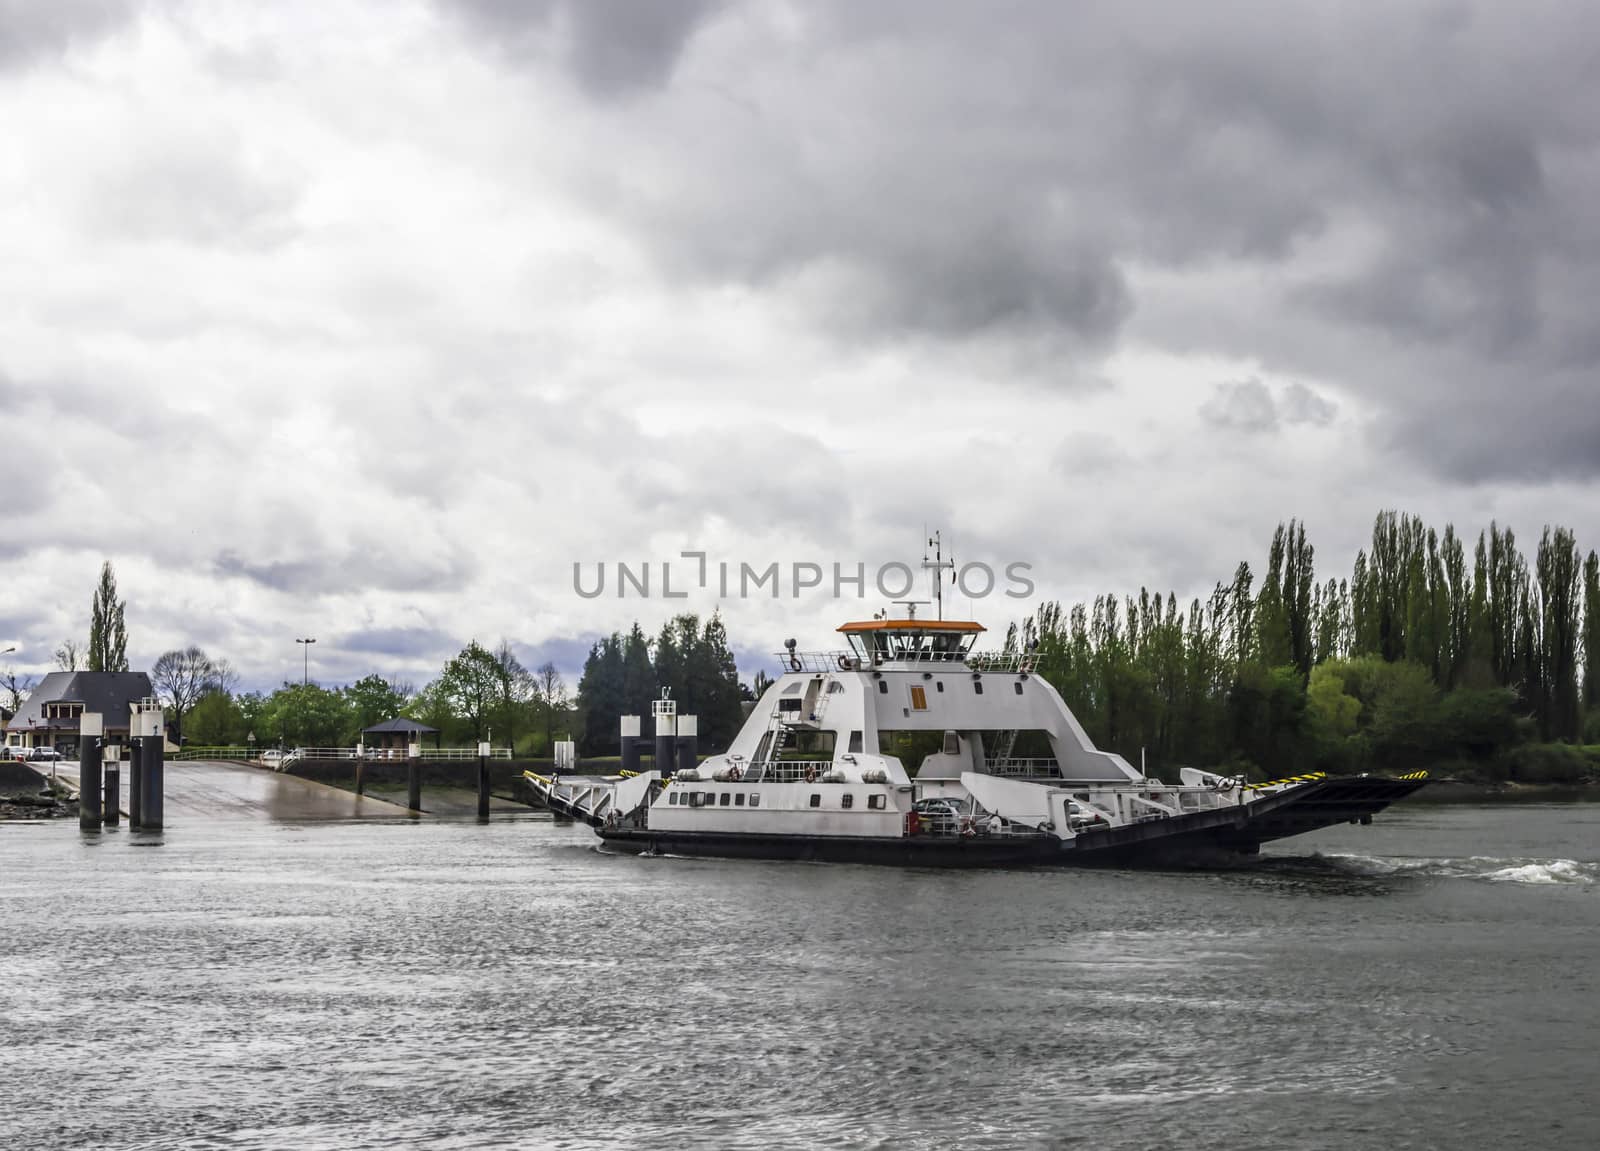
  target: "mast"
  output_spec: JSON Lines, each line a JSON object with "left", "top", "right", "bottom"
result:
{"left": 922, "top": 530, "right": 955, "bottom": 620}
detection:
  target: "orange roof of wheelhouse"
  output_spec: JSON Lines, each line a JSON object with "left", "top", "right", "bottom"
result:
{"left": 837, "top": 620, "right": 986, "bottom": 633}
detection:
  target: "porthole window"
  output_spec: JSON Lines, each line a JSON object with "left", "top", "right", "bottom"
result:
{"left": 877, "top": 680, "right": 888, "bottom": 694}
{"left": 750, "top": 794, "right": 761, "bottom": 807}
{"left": 669, "top": 792, "right": 679, "bottom": 805}
{"left": 1014, "top": 682, "right": 1024, "bottom": 695}
{"left": 936, "top": 681, "right": 944, "bottom": 692}
{"left": 868, "top": 795, "right": 886, "bottom": 810}
{"left": 974, "top": 681, "right": 984, "bottom": 695}
{"left": 809, "top": 794, "right": 821, "bottom": 808}
{"left": 720, "top": 793, "right": 731, "bottom": 806}
{"left": 735, "top": 793, "right": 746, "bottom": 806}
{"left": 841, "top": 793, "right": 854, "bottom": 809}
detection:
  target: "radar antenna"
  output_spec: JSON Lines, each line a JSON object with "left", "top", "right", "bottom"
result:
{"left": 892, "top": 599, "right": 930, "bottom": 620}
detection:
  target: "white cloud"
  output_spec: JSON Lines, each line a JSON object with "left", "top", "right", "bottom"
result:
{"left": 2, "top": 0, "right": 1599, "bottom": 696}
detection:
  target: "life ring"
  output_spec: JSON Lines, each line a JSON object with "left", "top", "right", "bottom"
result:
{"left": 803, "top": 764, "right": 817, "bottom": 783}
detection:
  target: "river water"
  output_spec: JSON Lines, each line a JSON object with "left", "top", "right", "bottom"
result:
{"left": 3, "top": 784, "right": 1598, "bottom": 1150}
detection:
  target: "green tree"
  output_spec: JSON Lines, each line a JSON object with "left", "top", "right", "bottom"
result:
{"left": 1583, "top": 550, "right": 1600, "bottom": 717}
{"left": 185, "top": 690, "right": 246, "bottom": 746}
{"left": 439, "top": 640, "right": 502, "bottom": 742}
{"left": 87, "top": 561, "right": 129, "bottom": 673}
{"left": 1534, "top": 526, "right": 1583, "bottom": 741}
{"left": 345, "top": 674, "right": 409, "bottom": 733}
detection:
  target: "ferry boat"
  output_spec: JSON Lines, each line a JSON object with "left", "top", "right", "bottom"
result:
{"left": 526, "top": 616, "right": 1428, "bottom": 867}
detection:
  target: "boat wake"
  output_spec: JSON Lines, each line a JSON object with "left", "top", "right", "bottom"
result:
{"left": 1313, "top": 852, "right": 1597, "bottom": 885}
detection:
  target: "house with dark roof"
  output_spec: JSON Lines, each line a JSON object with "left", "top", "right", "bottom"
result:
{"left": 3, "top": 671, "right": 155, "bottom": 755}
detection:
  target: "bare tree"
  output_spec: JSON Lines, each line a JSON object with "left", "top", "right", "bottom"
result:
{"left": 535, "top": 661, "right": 568, "bottom": 753}
{"left": 54, "top": 640, "right": 82, "bottom": 672}
{"left": 2, "top": 667, "right": 37, "bottom": 716}
{"left": 151, "top": 646, "right": 216, "bottom": 744}
{"left": 207, "top": 658, "right": 241, "bottom": 696}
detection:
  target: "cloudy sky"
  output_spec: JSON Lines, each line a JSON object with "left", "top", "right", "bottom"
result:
{"left": 2, "top": 0, "right": 1597, "bottom": 692}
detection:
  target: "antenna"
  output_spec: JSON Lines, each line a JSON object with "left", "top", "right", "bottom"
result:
{"left": 922, "top": 529, "right": 955, "bottom": 620}
{"left": 892, "top": 599, "right": 930, "bottom": 620}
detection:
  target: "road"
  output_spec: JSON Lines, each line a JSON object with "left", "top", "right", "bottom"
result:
{"left": 56, "top": 759, "right": 416, "bottom": 821}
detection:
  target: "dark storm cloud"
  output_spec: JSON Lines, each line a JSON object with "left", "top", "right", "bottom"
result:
{"left": 337, "top": 626, "right": 458, "bottom": 659}
{"left": 436, "top": 0, "right": 720, "bottom": 96}
{"left": 456, "top": 0, "right": 1600, "bottom": 478}
{"left": 0, "top": 0, "right": 137, "bottom": 67}
{"left": 212, "top": 549, "right": 478, "bottom": 598}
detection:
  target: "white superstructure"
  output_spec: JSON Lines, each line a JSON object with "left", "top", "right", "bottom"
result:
{"left": 525, "top": 613, "right": 1424, "bottom": 866}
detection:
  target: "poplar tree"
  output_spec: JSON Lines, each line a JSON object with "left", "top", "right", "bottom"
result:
{"left": 1583, "top": 551, "right": 1600, "bottom": 718}
{"left": 1534, "top": 527, "right": 1582, "bottom": 741}
{"left": 87, "top": 561, "right": 129, "bottom": 673}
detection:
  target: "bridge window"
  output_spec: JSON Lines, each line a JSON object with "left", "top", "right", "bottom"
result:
{"left": 809, "top": 794, "right": 821, "bottom": 808}
{"left": 848, "top": 731, "right": 863, "bottom": 753}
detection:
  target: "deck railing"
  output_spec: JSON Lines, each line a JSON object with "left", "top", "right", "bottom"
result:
{"left": 773, "top": 649, "right": 1040, "bottom": 674}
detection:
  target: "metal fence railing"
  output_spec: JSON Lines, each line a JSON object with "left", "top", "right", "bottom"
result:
{"left": 170, "top": 745, "right": 515, "bottom": 763}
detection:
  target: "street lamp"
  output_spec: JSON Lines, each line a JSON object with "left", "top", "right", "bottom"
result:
{"left": 295, "top": 637, "right": 316, "bottom": 686}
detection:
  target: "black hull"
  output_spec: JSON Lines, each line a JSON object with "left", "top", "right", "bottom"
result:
{"left": 573, "top": 775, "right": 1432, "bottom": 869}
{"left": 598, "top": 828, "right": 1067, "bottom": 867}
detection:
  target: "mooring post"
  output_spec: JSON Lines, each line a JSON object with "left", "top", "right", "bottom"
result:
{"left": 128, "top": 730, "right": 144, "bottom": 829}
{"left": 142, "top": 727, "right": 164, "bottom": 832}
{"left": 78, "top": 713, "right": 104, "bottom": 831}
{"left": 652, "top": 694, "right": 676, "bottom": 780}
{"left": 477, "top": 741, "right": 491, "bottom": 821}
{"left": 354, "top": 742, "right": 364, "bottom": 797}
{"left": 407, "top": 741, "right": 421, "bottom": 814}
{"left": 619, "top": 715, "right": 640, "bottom": 775}
{"left": 675, "top": 714, "right": 698, "bottom": 778}
{"left": 103, "top": 743, "right": 121, "bottom": 826}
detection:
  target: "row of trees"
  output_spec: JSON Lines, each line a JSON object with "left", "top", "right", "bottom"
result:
{"left": 576, "top": 613, "right": 746, "bottom": 754}
{"left": 1009, "top": 513, "right": 1600, "bottom": 782}
{"left": 174, "top": 643, "right": 575, "bottom": 754}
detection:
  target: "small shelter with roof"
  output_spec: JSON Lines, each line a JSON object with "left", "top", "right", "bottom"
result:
{"left": 361, "top": 717, "right": 440, "bottom": 757}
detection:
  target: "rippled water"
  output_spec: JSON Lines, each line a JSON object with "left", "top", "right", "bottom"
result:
{"left": 3, "top": 794, "right": 1599, "bottom": 1150}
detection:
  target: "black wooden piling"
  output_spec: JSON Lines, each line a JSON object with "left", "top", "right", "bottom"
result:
{"left": 104, "top": 760, "right": 120, "bottom": 826}
{"left": 141, "top": 732, "right": 164, "bottom": 831}
{"left": 407, "top": 753, "right": 421, "bottom": 814}
{"left": 620, "top": 715, "right": 641, "bottom": 775}
{"left": 674, "top": 715, "right": 698, "bottom": 778}
{"left": 78, "top": 735, "right": 102, "bottom": 831}
{"left": 128, "top": 739, "right": 143, "bottom": 828}
{"left": 477, "top": 748, "right": 490, "bottom": 820}
{"left": 355, "top": 754, "right": 364, "bottom": 797}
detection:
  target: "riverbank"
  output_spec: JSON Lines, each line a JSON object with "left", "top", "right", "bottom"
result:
{"left": 0, "top": 761, "right": 74, "bottom": 820}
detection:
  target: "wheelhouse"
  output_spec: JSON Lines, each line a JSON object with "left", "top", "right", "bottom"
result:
{"left": 838, "top": 619, "right": 985, "bottom": 664}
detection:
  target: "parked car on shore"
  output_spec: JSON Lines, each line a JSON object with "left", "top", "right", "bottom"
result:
{"left": 260, "top": 749, "right": 283, "bottom": 766}
{"left": 27, "top": 747, "right": 63, "bottom": 763}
